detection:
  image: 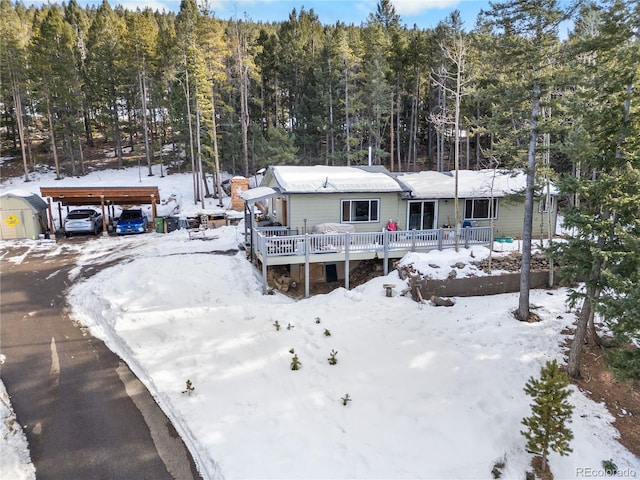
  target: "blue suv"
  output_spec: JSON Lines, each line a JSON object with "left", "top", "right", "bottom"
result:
{"left": 116, "top": 209, "right": 148, "bottom": 235}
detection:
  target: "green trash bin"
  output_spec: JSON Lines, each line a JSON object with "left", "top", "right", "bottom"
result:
{"left": 154, "top": 217, "right": 165, "bottom": 233}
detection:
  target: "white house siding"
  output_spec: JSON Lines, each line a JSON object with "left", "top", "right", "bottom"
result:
{"left": 287, "top": 192, "right": 403, "bottom": 234}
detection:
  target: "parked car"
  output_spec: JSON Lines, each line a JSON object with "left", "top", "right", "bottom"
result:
{"left": 115, "top": 208, "right": 148, "bottom": 235}
{"left": 64, "top": 209, "right": 103, "bottom": 237}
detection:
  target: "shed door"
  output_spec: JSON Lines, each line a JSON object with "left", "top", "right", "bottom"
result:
{"left": 1, "top": 210, "right": 27, "bottom": 239}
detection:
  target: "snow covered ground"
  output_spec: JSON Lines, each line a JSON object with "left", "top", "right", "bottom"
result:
{"left": 1, "top": 165, "right": 639, "bottom": 479}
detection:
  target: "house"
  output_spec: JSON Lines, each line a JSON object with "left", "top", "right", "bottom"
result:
{"left": 0, "top": 190, "right": 49, "bottom": 240}
{"left": 243, "top": 165, "right": 556, "bottom": 296}
{"left": 394, "top": 169, "right": 557, "bottom": 239}
{"left": 257, "top": 165, "right": 408, "bottom": 234}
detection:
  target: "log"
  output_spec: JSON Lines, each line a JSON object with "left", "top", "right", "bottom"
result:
{"left": 430, "top": 295, "right": 455, "bottom": 307}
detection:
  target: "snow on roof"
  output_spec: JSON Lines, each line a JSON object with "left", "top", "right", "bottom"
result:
{"left": 270, "top": 165, "right": 403, "bottom": 193}
{"left": 0, "top": 189, "right": 48, "bottom": 211}
{"left": 397, "top": 169, "right": 555, "bottom": 199}
{"left": 240, "top": 186, "right": 278, "bottom": 202}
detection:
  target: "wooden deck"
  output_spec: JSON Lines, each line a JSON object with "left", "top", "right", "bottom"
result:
{"left": 250, "top": 226, "right": 494, "bottom": 296}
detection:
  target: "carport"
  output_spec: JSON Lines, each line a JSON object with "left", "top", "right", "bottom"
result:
{"left": 40, "top": 186, "right": 160, "bottom": 234}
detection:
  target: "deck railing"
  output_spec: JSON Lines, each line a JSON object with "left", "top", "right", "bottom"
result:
{"left": 253, "top": 226, "right": 493, "bottom": 259}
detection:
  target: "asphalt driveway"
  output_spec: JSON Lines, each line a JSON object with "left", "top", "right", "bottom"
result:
{"left": 0, "top": 242, "right": 202, "bottom": 480}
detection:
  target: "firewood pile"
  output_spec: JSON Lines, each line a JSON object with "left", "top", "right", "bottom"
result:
{"left": 396, "top": 264, "right": 455, "bottom": 306}
{"left": 472, "top": 252, "right": 553, "bottom": 273}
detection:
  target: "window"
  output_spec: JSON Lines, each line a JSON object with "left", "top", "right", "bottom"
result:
{"left": 341, "top": 199, "right": 379, "bottom": 223}
{"left": 408, "top": 201, "right": 435, "bottom": 230}
{"left": 538, "top": 196, "right": 553, "bottom": 213}
{"left": 464, "top": 198, "right": 498, "bottom": 220}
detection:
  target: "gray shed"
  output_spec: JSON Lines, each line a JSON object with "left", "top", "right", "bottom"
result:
{"left": 0, "top": 190, "right": 49, "bottom": 240}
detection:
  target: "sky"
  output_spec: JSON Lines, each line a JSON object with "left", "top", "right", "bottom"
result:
{"left": 1, "top": 164, "right": 639, "bottom": 480}
{"left": 32, "top": 0, "right": 493, "bottom": 30}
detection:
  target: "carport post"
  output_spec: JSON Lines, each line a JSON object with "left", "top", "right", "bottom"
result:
{"left": 151, "top": 194, "right": 157, "bottom": 219}
{"left": 46, "top": 198, "right": 54, "bottom": 233}
{"left": 57, "top": 202, "right": 63, "bottom": 232}
{"left": 100, "top": 196, "right": 108, "bottom": 236}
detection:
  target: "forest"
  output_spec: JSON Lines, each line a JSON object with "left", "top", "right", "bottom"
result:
{"left": 1, "top": 0, "right": 639, "bottom": 378}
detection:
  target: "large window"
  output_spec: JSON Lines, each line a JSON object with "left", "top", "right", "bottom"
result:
{"left": 341, "top": 199, "right": 379, "bottom": 223}
{"left": 408, "top": 201, "right": 435, "bottom": 230}
{"left": 464, "top": 198, "right": 498, "bottom": 220}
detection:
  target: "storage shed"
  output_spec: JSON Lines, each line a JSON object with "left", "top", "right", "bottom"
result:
{"left": 0, "top": 190, "right": 49, "bottom": 240}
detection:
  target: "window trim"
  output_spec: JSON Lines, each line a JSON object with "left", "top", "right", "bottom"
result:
{"left": 464, "top": 198, "right": 499, "bottom": 220}
{"left": 407, "top": 200, "right": 437, "bottom": 230}
{"left": 340, "top": 198, "right": 380, "bottom": 223}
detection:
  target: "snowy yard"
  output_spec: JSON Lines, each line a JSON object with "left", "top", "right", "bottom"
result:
{"left": 1, "top": 166, "right": 639, "bottom": 479}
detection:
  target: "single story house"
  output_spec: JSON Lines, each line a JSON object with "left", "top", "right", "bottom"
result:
{"left": 0, "top": 190, "right": 50, "bottom": 240}
{"left": 251, "top": 166, "right": 556, "bottom": 239}
{"left": 394, "top": 169, "right": 557, "bottom": 239}
{"left": 257, "top": 165, "right": 408, "bottom": 234}
{"left": 243, "top": 165, "right": 556, "bottom": 296}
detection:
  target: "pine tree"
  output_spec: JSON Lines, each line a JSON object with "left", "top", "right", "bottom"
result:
{"left": 478, "top": 0, "right": 567, "bottom": 321}
{"left": 552, "top": 0, "right": 640, "bottom": 378}
{"left": 521, "top": 360, "right": 574, "bottom": 474}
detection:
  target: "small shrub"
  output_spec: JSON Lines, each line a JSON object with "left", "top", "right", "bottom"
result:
{"left": 491, "top": 456, "right": 506, "bottom": 479}
{"left": 289, "top": 348, "right": 295, "bottom": 354}
{"left": 605, "top": 348, "right": 640, "bottom": 381}
{"left": 341, "top": 393, "right": 351, "bottom": 406}
{"left": 601, "top": 459, "right": 618, "bottom": 475}
{"left": 315, "top": 317, "right": 321, "bottom": 324}
{"left": 324, "top": 329, "right": 331, "bottom": 337}
{"left": 328, "top": 350, "right": 338, "bottom": 365}
{"left": 291, "top": 354, "right": 302, "bottom": 370}
{"left": 182, "top": 379, "right": 195, "bottom": 396}
{"left": 273, "top": 320, "right": 281, "bottom": 331}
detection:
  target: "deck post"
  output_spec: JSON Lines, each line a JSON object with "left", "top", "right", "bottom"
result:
{"left": 304, "top": 234, "right": 310, "bottom": 298}
{"left": 261, "top": 237, "right": 268, "bottom": 294}
{"left": 344, "top": 232, "right": 350, "bottom": 290}
{"left": 383, "top": 230, "right": 389, "bottom": 275}
{"left": 438, "top": 229, "right": 443, "bottom": 250}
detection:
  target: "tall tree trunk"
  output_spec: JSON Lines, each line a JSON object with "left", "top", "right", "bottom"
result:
{"left": 344, "top": 62, "right": 350, "bottom": 167}
{"left": 517, "top": 80, "right": 540, "bottom": 321}
{"left": 396, "top": 86, "right": 401, "bottom": 172}
{"left": 390, "top": 89, "right": 394, "bottom": 172}
{"left": 76, "top": 131, "right": 85, "bottom": 175}
{"left": 12, "top": 79, "right": 30, "bottom": 182}
{"left": 111, "top": 96, "right": 123, "bottom": 168}
{"left": 235, "top": 22, "right": 250, "bottom": 177}
{"left": 139, "top": 69, "right": 153, "bottom": 177}
{"left": 184, "top": 67, "right": 197, "bottom": 204}
{"left": 46, "top": 96, "right": 61, "bottom": 180}
{"left": 211, "top": 90, "right": 224, "bottom": 207}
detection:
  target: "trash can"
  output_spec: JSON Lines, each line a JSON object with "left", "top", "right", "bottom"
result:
{"left": 154, "top": 217, "right": 165, "bottom": 233}
{"left": 165, "top": 216, "right": 179, "bottom": 232}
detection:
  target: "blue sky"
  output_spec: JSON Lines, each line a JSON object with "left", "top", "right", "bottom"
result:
{"left": 207, "top": 0, "right": 491, "bottom": 28}
{"left": 77, "top": 0, "right": 492, "bottom": 30}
